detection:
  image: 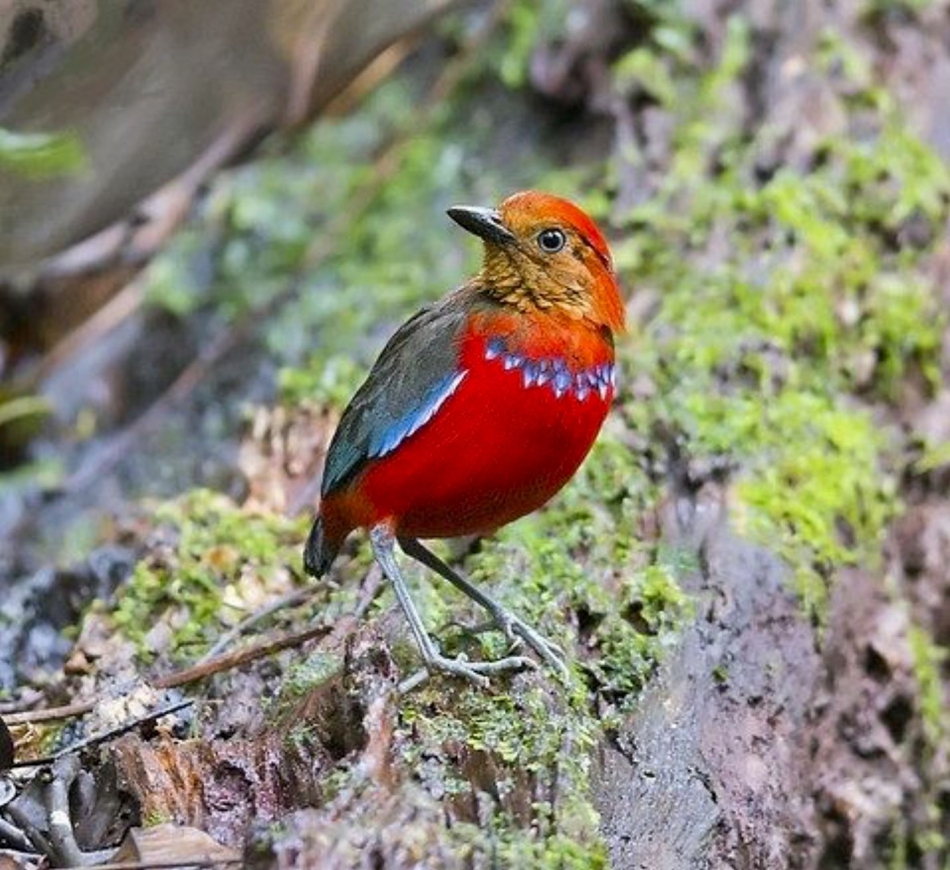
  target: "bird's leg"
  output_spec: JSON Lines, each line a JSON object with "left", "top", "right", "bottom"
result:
{"left": 398, "top": 537, "right": 568, "bottom": 678}
{"left": 370, "top": 525, "right": 534, "bottom": 687}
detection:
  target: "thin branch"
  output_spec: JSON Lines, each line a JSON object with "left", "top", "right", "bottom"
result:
{"left": 353, "top": 563, "right": 385, "bottom": 621}
{"left": 10, "top": 700, "right": 193, "bottom": 769}
{"left": 154, "top": 622, "right": 333, "bottom": 690}
{"left": 5, "top": 620, "right": 333, "bottom": 729}
{"left": 4, "top": 699, "right": 97, "bottom": 727}
{"left": 198, "top": 587, "right": 318, "bottom": 663}
{"left": 0, "top": 689, "right": 44, "bottom": 715}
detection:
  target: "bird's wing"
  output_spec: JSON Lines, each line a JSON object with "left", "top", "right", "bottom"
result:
{"left": 321, "top": 296, "right": 470, "bottom": 496}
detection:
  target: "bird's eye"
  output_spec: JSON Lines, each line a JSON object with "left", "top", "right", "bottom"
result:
{"left": 537, "top": 228, "right": 566, "bottom": 253}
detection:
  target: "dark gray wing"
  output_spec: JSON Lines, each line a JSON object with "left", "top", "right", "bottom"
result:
{"left": 320, "top": 295, "right": 470, "bottom": 496}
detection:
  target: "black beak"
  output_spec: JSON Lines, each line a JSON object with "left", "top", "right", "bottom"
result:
{"left": 446, "top": 205, "right": 516, "bottom": 245}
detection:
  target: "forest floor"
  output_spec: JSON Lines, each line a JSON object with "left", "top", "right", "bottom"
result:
{"left": 1, "top": 1, "right": 949, "bottom": 867}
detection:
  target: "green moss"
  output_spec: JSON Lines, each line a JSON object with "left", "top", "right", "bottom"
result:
{"left": 0, "top": 126, "right": 86, "bottom": 178}
{"left": 908, "top": 625, "right": 947, "bottom": 749}
{"left": 862, "top": 0, "right": 935, "bottom": 19}
{"left": 914, "top": 439, "right": 950, "bottom": 473}
{"left": 270, "top": 652, "right": 345, "bottom": 749}
{"left": 399, "top": 681, "right": 607, "bottom": 866}
{"left": 450, "top": 820, "right": 609, "bottom": 869}
{"left": 280, "top": 651, "right": 342, "bottom": 698}
{"left": 142, "top": 809, "right": 172, "bottom": 828}
{"left": 608, "top": 15, "right": 946, "bottom": 615}
{"left": 284, "top": 721, "right": 319, "bottom": 754}
{"left": 113, "top": 489, "right": 311, "bottom": 662}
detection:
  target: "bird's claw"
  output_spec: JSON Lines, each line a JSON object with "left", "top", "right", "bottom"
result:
{"left": 490, "top": 609, "right": 568, "bottom": 679}
{"left": 400, "top": 650, "right": 536, "bottom": 691}
{"left": 427, "top": 651, "right": 536, "bottom": 687}
{"left": 447, "top": 612, "right": 568, "bottom": 679}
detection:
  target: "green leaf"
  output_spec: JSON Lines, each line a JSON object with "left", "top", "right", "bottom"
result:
{"left": 0, "top": 395, "right": 51, "bottom": 429}
{"left": 0, "top": 127, "right": 87, "bottom": 178}
{"left": 915, "top": 440, "right": 950, "bottom": 473}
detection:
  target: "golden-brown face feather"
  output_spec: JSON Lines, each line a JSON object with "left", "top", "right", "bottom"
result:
{"left": 474, "top": 191, "right": 625, "bottom": 333}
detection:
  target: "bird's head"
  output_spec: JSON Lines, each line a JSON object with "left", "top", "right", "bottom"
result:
{"left": 447, "top": 190, "right": 625, "bottom": 334}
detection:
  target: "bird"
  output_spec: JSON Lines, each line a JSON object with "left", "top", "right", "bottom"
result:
{"left": 304, "top": 190, "right": 625, "bottom": 686}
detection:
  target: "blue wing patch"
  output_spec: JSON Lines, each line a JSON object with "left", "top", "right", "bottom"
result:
{"left": 368, "top": 369, "right": 468, "bottom": 458}
{"left": 320, "top": 299, "right": 470, "bottom": 496}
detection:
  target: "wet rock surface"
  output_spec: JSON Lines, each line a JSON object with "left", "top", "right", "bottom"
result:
{"left": 596, "top": 490, "right": 950, "bottom": 868}
{"left": 0, "top": 545, "right": 135, "bottom": 692}
{"left": 594, "top": 487, "right": 820, "bottom": 868}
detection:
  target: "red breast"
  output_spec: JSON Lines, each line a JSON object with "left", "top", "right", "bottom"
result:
{"left": 333, "top": 323, "right": 615, "bottom": 539}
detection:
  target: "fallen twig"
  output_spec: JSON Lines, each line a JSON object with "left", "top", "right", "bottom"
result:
{"left": 198, "top": 587, "right": 318, "bottom": 663}
{"left": 10, "top": 699, "right": 193, "bottom": 769}
{"left": 155, "top": 622, "right": 333, "bottom": 690}
{"left": 353, "top": 563, "right": 385, "bottom": 621}
{"left": 4, "top": 700, "right": 98, "bottom": 727}
{"left": 6, "top": 620, "right": 334, "bottom": 729}
{"left": 4, "top": 624, "right": 332, "bottom": 732}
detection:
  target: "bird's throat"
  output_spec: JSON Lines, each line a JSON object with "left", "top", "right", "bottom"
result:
{"left": 479, "top": 252, "right": 590, "bottom": 319}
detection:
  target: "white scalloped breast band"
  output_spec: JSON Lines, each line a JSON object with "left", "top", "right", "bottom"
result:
{"left": 484, "top": 337, "right": 615, "bottom": 401}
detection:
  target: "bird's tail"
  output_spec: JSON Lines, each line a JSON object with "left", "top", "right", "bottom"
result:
{"left": 303, "top": 515, "right": 338, "bottom": 577}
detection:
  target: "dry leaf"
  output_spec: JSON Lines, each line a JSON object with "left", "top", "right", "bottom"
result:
{"left": 109, "top": 823, "right": 239, "bottom": 868}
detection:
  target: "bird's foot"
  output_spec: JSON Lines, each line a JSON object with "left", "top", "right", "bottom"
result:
{"left": 402, "top": 650, "right": 536, "bottom": 691}
{"left": 446, "top": 615, "right": 567, "bottom": 679}
{"left": 490, "top": 610, "right": 569, "bottom": 679}
{"left": 430, "top": 650, "right": 536, "bottom": 687}
{"left": 394, "top": 537, "right": 571, "bottom": 681}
